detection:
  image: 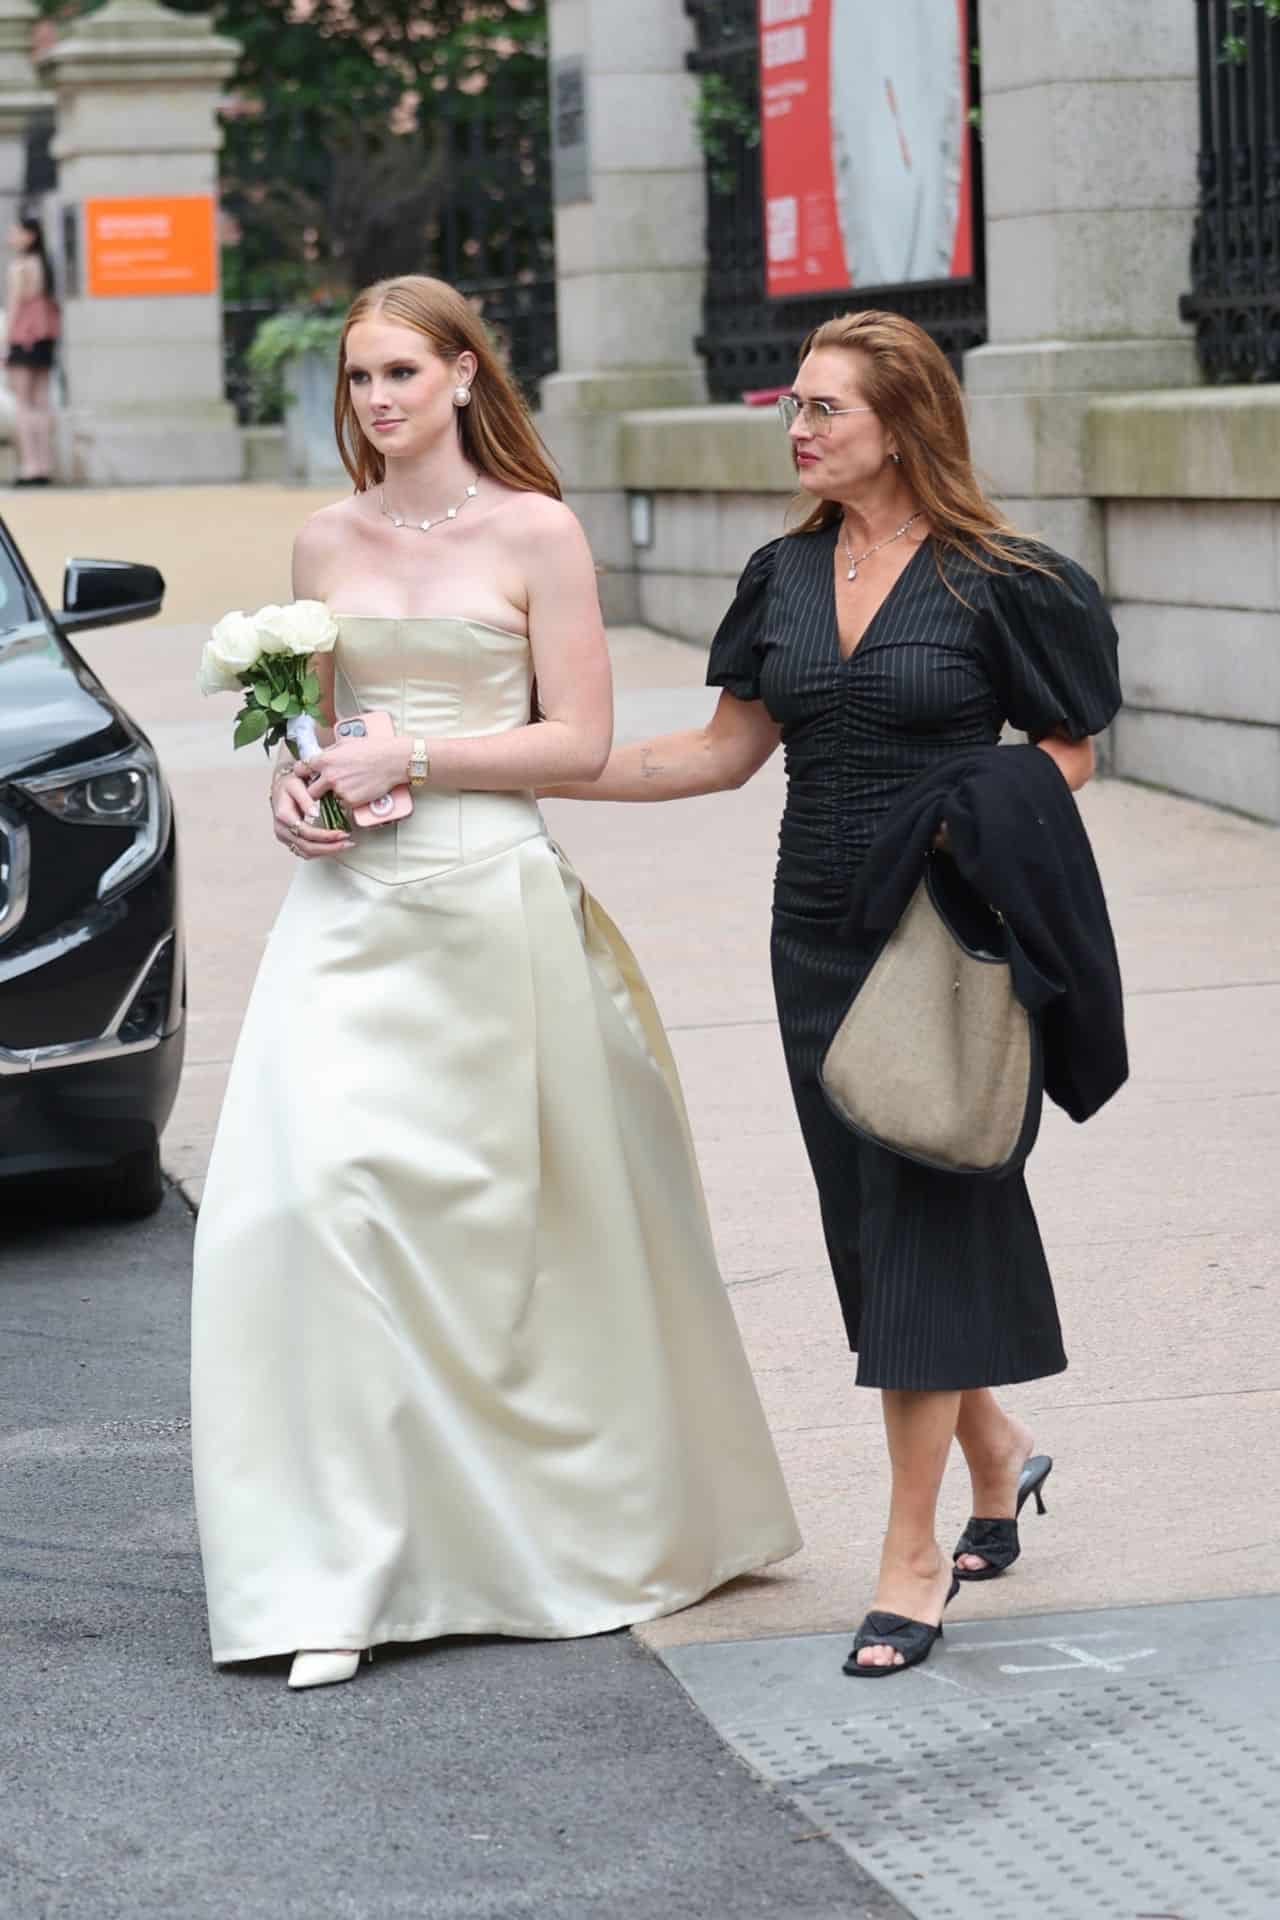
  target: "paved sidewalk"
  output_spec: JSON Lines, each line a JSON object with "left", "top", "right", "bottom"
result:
{"left": 665, "top": 1593, "right": 1280, "bottom": 1919}
{"left": 11, "top": 484, "right": 1280, "bottom": 1916}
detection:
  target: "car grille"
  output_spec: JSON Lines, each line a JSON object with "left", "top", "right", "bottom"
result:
{"left": 0, "top": 805, "right": 30, "bottom": 944}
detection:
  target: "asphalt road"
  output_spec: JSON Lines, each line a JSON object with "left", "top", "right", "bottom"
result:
{"left": 0, "top": 1188, "right": 902, "bottom": 1920}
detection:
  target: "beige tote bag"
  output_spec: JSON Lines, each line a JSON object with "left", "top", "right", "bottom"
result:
{"left": 820, "top": 857, "right": 1043, "bottom": 1179}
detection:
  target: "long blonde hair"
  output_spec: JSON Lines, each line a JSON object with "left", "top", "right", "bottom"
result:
{"left": 333, "top": 274, "right": 561, "bottom": 501}
{"left": 790, "top": 310, "right": 1051, "bottom": 587}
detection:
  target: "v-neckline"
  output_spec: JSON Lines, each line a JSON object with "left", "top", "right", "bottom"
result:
{"left": 829, "top": 527, "right": 931, "bottom": 666}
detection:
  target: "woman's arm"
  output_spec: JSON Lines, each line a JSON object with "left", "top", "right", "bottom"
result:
{"left": 1037, "top": 731, "right": 1096, "bottom": 793}
{"left": 302, "top": 498, "right": 613, "bottom": 809}
{"left": 4, "top": 259, "right": 26, "bottom": 337}
{"left": 545, "top": 688, "right": 781, "bottom": 802}
{"left": 266, "top": 516, "right": 351, "bottom": 860}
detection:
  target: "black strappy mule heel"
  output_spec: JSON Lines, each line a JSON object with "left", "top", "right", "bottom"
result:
{"left": 952, "top": 1453, "right": 1053, "bottom": 1583}
{"left": 843, "top": 1574, "right": 960, "bottom": 1678}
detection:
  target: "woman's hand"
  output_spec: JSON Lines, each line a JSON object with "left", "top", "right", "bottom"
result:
{"left": 271, "top": 765, "right": 353, "bottom": 862}
{"left": 300, "top": 735, "right": 406, "bottom": 811}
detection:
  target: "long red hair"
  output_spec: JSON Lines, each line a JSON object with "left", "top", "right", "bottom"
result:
{"left": 790, "top": 311, "right": 1052, "bottom": 587}
{"left": 334, "top": 274, "right": 561, "bottom": 501}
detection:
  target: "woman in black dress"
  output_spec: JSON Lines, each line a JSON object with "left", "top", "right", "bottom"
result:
{"left": 547, "top": 311, "right": 1121, "bottom": 1673}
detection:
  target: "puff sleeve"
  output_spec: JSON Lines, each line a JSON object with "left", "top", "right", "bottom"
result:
{"left": 981, "top": 551, "right": 1122, "bottom": 741}
{"left": 705, "top": 539, "right": 780, "bottom": 702}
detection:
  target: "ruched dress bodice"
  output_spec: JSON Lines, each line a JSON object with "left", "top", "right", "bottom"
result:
{"left": 333, "top": 616, "right": 541, "bottom": 884}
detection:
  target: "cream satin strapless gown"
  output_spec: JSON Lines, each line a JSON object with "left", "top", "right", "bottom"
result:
{"left": 191, "top": 615, "right": 800, "bottom": 1664}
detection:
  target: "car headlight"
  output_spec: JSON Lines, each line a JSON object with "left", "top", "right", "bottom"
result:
{"left": 20, "top": 744, "right": 170, "bottom": 900}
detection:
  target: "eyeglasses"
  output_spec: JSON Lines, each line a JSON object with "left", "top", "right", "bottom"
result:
{"left": 776, "top": 395, "right": 875, "bottom": 436}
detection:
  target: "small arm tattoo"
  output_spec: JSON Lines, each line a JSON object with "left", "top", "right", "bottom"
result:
{"left": 640, "top": 747, "right": 665, "bottom": 779}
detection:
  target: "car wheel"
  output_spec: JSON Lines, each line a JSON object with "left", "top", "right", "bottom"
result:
{"left": 97, "top": 1144, "right": 166, "bottom": 1221}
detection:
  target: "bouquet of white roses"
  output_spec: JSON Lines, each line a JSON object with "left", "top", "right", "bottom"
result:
{"left": 198, "top": 600, "right": 347, "bottom": 830}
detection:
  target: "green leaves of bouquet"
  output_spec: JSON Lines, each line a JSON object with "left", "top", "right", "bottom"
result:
{"left": 199, "top": 601, "right": 348, "bottom": 831}
{"left": 232, "top": 659, "right": 325, "bottom": 751}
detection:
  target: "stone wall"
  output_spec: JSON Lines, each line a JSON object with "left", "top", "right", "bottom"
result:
{"left": 1092, "top": 390, "right": 1280, "bottom": 823}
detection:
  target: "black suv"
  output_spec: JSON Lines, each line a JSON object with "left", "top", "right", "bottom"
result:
{"left": 0, "top": 518, "right": 184, "bottom": 1219}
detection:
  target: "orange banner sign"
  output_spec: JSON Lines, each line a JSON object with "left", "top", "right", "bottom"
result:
{"left": 84, "top": 195, "right": 218, "bottom": 299}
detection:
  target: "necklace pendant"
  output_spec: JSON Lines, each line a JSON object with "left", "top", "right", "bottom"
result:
{"left": 847, "top": 561, "right": 857, "bottom": 582}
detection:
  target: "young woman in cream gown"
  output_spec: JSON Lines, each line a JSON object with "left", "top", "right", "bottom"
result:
{"left": 190, "top": 275, "right": 800, "bottom": 1690}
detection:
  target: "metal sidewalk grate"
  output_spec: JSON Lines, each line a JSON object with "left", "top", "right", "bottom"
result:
{"left": 663, "top": 1597, "right": 1280, "bottom": 1920}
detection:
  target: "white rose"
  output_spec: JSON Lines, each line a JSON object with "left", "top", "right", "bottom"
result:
{"left": 259, "top": 598, "right": 338, "bottom": 658}
{"left": 207, "top": 609, "right": 262, "bottom": 676}
{"left": 197, "top": 640, "right": 242, "bottom": 696}
{"left": 253, "top": 603, "right": 292, "bottom": 655}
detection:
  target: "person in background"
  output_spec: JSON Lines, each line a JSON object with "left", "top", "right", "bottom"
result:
{"left": 5, "top": 213, "right": 59, "bottom": 488}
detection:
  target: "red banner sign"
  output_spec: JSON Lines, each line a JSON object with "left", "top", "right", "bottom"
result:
{"left": 759, "top": 0, "right": 974, "bottom": 300}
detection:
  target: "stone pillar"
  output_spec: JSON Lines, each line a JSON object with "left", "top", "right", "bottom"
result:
{"left": 541, "top": 0, "right": 707, "bottom": 617}
{"left": 963, "top": 0, "right": 1200, "bottom": 578}
{"left": 0, "top": 2, "right": 50, "bottom": 238}
{"left": 38, "top": 0, "right": 241, "bottom": 485}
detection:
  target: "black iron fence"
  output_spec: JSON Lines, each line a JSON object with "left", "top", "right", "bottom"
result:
{"left": 221, "top": 61, "right": 557, "bottom": 423}
{"left": 685, "top": 0, "right": 987, "bottom": 400}
{"left": 1181, "top": 0, "right": 1280, "bottom": 382}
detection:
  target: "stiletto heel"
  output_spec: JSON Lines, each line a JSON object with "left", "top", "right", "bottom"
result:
{"left": 953, "top": 1453, "right": 1053, "bottom": 1582}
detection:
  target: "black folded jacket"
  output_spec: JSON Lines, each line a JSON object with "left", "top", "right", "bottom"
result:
{"left": 841, "top": 744, "right": 1127, "bottom": 1125}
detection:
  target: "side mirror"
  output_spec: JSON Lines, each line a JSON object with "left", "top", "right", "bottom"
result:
{"left": 59, "top": 558, "right": 165, "bottom": 635}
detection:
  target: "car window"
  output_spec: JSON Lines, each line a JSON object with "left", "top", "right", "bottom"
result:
{"left": 0, "top": 531, "right": 43, "bottom": 632}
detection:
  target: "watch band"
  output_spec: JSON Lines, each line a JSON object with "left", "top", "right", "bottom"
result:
{"left": 408, "top": 737, "right": 430, "bottom": 788}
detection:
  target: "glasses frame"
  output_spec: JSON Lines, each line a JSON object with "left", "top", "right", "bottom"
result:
{"left": 776, "top": 395, "right": 876, "bottom": 436}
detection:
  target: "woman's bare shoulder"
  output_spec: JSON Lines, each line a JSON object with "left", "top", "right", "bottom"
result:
{"left": 497, "top": 490, "right": 586, "bottom": 551}
{"left": 292, "top": 493, "right": 362, "bottom": 558}
{"left": 292, "top": 493, "right": 363, "bottom": 595}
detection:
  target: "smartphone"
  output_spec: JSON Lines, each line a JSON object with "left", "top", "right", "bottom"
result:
{"left": 333, "top": 713, "right": 414, "bottom": 828}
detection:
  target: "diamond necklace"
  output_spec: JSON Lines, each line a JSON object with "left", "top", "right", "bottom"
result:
{"left": 841, "top": 510, "right": 924, "bottom": 582}
{"left": 378, "top": 473, "right": 480, "bottom": 533}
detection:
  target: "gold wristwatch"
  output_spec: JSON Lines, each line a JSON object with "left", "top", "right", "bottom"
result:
{"left": 408, "top": 737, "right": 430, "bottom": 788}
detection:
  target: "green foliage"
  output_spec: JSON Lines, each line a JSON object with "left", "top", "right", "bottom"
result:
{"left": 245, "top": 309, "right": 345, "bottom": 421}
{"left": 1222, "top": 0, "right": 1280, "bottom": 61}
{"left": 37, "top": 2, "right": 550, "bottom": 312}
{"left": 697, "top": 72, "right": 760, "bottom": 198}
{"left": 232, "top": 705, "right": 268, "bottom": 749}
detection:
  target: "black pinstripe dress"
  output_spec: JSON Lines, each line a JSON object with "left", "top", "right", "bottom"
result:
{"left": 707, "top": 526, "right": 1123, "bottom": 1391}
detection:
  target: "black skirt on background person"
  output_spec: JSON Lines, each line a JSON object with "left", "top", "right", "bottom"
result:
{"left": 707, "top": 526, "right": 1123, "bottom": 1392}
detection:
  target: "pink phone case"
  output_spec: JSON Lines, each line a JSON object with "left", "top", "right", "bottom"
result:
{"left": 333, "top": 712, "right": 414, "bottom": 828}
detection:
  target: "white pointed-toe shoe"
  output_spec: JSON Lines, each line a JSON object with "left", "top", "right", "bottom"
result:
{"left": 288, "top": 1648, "right": 370, "bottom": 1691}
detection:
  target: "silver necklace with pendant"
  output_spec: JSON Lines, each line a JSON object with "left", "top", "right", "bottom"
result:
{"left": 841, "top": 510, "right": 924, "bottom": 582}
{"left": 379, "top": 473, "right": 480, "bottom": 533}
